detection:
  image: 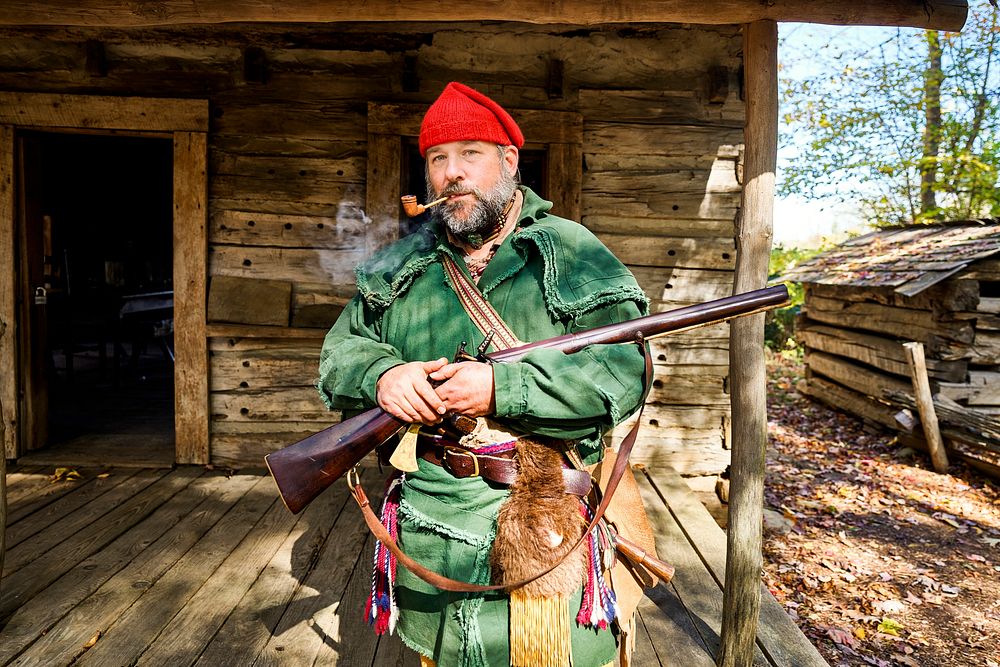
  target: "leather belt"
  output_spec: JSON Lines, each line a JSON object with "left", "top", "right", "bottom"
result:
{"left": 415, "top": 438, "right": 592, "bottom": 496}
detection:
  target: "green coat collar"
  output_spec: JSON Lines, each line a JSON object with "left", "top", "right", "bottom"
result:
{"left": 355, "top": 186, "right": 648, "bottom": 319}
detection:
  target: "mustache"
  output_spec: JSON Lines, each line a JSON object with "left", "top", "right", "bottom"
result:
{"left": 438, "top": 183, "right": 481, "bottom": 199}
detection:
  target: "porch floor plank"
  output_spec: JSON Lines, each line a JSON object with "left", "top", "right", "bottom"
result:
{"left": 7, "top": 469, "right": 256, "bottom": 667}
{"left": 320, "top": 533, "right": 381, "bottom": 667}
{"left": 134, "top": 485, "right": 299, "bottom": 666}
{"left": 629, "top": 608, "right": 664, "bottom": 666}
{"left": 643, "top": 468, "right": 829, "bottom": 667}
{"left": 3, "top": 470, "right": 166, "bottom": 577}
{"left": 0, "top": 468, "right": 182, "bottom": 620}
{"left": 637, "top": 580, "right": 717, "bottom": 666}
{"left": 5, "top": 468, "right": 109, "bottom": 525}
{"left": 71, "top": 475, "right": 277, "bottom": 667}
{"left": 193, "top": 480, "right": 355, "bottom": 667}
{"left": 372, "top": 637, "right": 413, "bottom": 666}
{"left": 0, "top": 465, "right": 826, "bottom": 667}
{"left": 637, "top": 470, "right": 772, "bottom": 665}
{"left": 251, "top": 471, "right": 376, "bottom": 667}
{"left": 15, "top": 435, "right": 174, "bottom": 469}
{"left": 2, "top": 466, "right": 49, "bottom": 499}
{"left": 0, "top": 467, "right": 208, "bottom": 665}
{"left": 5, "top": 469, "right": 143, "bottom": 549}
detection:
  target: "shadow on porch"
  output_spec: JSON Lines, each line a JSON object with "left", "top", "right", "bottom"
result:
{"left": 0, "top": 464, "right": 826, "bottom": 666}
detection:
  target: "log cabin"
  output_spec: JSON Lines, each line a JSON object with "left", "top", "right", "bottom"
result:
{"left": 0, "top": 1, "right": 970, "bottom": 664}
{"left": 784, "top": 219, "right": 1000, "bottom": 477}
{"left": 0, "top": 22, "right": 750, "bottom": 475}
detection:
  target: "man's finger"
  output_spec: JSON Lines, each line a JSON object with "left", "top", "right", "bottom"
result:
{"left": 428, "top": 362, "right": 463, "bottom": 381}
{"left": 403, "top": 388, "right": 444, "bottom": 423}
{"left": 383, "top": 400, "right": 416, "bottom": 423}
{"left": 421, "top": 357, "right": 449, "bottom": 374}
{"left": 413, "top": 381, "right": 447, "bottom": 415}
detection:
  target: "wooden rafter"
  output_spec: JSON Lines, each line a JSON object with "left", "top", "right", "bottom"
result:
{"left": 0, "top": 0, "right": 969, "bottom": 31}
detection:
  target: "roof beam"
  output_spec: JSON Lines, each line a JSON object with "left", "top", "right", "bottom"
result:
{"left": 0, "top": 0, "right": 969, "bottom": 32}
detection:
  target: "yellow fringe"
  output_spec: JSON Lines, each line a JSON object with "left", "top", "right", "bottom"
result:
{"left": 509, "top": 590, "right": 573, "bottom": 667}
{"left": 419, "top": 656, "right": 437, "bottom": 667}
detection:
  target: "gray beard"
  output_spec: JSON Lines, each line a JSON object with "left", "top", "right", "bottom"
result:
{"left": 426, "top": 168, "right": 518, "bottom": 239}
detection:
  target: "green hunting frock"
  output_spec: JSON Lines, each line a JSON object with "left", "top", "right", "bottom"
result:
{"left": 318, "top": 187, "right": 647, "bottom": 667}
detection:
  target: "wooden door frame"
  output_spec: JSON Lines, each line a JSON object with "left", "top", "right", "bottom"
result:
{"left": 0, "top": 92, "right": 210, "bottom": 464}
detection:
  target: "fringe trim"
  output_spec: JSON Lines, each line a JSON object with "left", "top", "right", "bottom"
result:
{"left": 393, "top": 488, "right": 497, "bottom": 667}
{"left": 515, "top": 225, "right": 649, "bottom": 321}
{"left": 396, "top": 501, "right": 484, "bottom": 546}
{"left": 356, "top": 251, "right": 439, "bottom": 312}
{"left": 315, "top": 375, "right": 336, "bottom": 411}
{"left": 509, "top": 590, "right": 573, "bottom": 667}
{"left": 397, "top": 627, "right": 436, "bottom": 662}
{"left": 456, "top": 518, "right": 497, "bottom": 667}
{"left": 619, "top": 613, "right": 637, "bottom": 667}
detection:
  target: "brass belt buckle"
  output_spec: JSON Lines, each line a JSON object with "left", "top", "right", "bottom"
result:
{"left": 445, "top": 446, "right": 480, "bottom": 478}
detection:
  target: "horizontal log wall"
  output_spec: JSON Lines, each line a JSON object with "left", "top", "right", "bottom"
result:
{"left": 0, "top": 22, "right": 743, "bottom": 469}
{"left": 800, "top": 273, "right": 1000, "bottom": 471}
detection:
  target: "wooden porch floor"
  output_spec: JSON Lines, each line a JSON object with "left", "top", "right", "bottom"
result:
{"left": 1, "top": 464, "right": 827, "bottom": 666}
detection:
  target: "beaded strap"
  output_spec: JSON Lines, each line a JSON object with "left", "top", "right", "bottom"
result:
{"left": 441, "top": 255, "right": 523, "bottom": 351}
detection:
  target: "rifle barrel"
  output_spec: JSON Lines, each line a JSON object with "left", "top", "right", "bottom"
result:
{"left": 489, "top": 284, "right": 789, "bottom": 361}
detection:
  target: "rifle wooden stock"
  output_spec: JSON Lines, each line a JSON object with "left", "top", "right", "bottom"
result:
{"left": 265, "top": 284, "right": 789, "bottom": 513}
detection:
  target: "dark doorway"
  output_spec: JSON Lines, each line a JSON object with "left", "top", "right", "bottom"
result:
{"left": 16, "top": 131, "right": 175, "bottom": 466}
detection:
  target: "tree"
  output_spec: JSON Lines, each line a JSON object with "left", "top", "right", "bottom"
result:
{"left": 779, "top": 3, "right": 1000, "bottom": 225}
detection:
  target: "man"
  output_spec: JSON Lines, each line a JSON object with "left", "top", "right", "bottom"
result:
{"left": 317, "top": 82, "right": 647, "bottom": 667}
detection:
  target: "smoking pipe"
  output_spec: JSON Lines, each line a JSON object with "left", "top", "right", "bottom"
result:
{"left": 401, "top": 195, "right": 448, "bottom": 217}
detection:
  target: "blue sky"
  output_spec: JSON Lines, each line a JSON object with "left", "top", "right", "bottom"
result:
{"left": 775, "top": 22, "right": 914, "bottom": 246}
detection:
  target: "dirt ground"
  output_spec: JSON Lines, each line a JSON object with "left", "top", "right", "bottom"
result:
{"left": 757, "top": 351, "right": 1000, "bottom": 667}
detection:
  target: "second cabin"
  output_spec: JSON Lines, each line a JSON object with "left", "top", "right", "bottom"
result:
{"left": 784, "top": 220, "right": 1000, "bottom": 476}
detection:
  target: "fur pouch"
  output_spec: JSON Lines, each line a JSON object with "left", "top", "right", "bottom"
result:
{"left": 489, "top": 435, "right": 587, "bottom": 598}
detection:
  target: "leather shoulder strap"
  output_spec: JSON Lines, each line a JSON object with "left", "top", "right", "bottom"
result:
{"left": 440, "top": 254, "right": 523, "bottom": 350}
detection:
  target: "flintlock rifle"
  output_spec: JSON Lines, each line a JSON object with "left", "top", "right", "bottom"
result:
{"left": 265, "top": 284, "right": 789, "bottom": 514}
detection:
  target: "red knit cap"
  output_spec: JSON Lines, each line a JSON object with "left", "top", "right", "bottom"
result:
{"left": 419, "top": 82, "right": 524, "bottom": 156}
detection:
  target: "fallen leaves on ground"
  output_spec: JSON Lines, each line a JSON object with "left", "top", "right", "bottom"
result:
{"left": 761, "top": 350, "right": 1000, "bottom": 667}
{"left": 50, "top": 467, "right": 82, "bottom": 482}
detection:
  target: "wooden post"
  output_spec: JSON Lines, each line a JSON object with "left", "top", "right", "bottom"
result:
{"left": 173, "top": 131, "right": 210, "bottom": 464}
{"left": 0, "top": 124, "right": 15, "bottom": 460}
{"left": 903, "top": 341, "right": 949, "bottom": 472}
{"left": 719, "top": 20, "right": 777, "bottom": 667}
{"left": 0, "top": 319, "right": 5, "bottom": 588}
{"left": 1, "top": 127, "right": 11, "bottom": 586}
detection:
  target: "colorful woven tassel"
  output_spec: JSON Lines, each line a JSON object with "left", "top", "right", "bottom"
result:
{"left": 576, "top": 503, "right": 619, "bottom": 630}
{"left": 365, "top": 474, "right": 403, "bottom": 635}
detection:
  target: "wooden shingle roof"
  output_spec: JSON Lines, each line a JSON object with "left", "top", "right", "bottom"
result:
{"left": 781, "top": 219, "right": 1000, "bottom": 296}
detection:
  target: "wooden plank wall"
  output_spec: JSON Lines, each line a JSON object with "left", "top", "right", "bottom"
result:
{"left": 0, "top": 22, "right": 744, "bottom": 472}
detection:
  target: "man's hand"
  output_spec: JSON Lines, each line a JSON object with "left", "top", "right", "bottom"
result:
{"left": 376, "top": 358, "right": 449, "bottom": 424}
{"left": 429, "top": 361, "right": 496, "bottom": 417}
